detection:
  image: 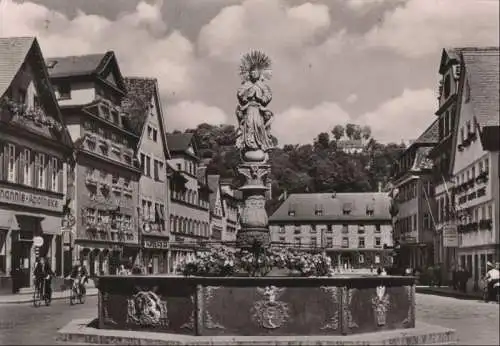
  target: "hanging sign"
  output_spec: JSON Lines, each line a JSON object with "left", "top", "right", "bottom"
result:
{"left": 443, "top": 223, "right": 458, "bottom": 247}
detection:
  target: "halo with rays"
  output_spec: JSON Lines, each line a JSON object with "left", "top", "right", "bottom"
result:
{"left": 239, "top": 50, "right": 272, "bottom": 81}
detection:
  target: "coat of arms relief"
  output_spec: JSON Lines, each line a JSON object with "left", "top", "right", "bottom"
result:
{"left": 251, "top": 286, "right": 290, "bottom": 329}
{"left": 126, "top": 288, "right": 168, "bottom": 327}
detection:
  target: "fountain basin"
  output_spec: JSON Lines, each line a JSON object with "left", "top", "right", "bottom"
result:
{"left": 96, "top": 275, "right": 416, "bottom": 337}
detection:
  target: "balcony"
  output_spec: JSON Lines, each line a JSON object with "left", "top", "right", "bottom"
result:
{"left": 479, "top": 219, "right": 493, "bottom": 230}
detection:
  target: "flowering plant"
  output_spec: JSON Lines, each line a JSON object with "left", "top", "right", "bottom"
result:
{"left": 178, "top": 246, "right": 333, "bottom": 277}
{"left": 178, "top": 247, "right": 236, "bottom": 277}
{"left": 0, "top": 97, "right": 63, "bottom": 132}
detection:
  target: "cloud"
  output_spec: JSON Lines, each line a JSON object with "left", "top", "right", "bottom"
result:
{"left": 364, "top": 0, "right": 500, "bottom": 58}
{"left": 358, "top": 88, "right": 437, "bottom": 144}
{"left": 198, "top": 0, "right": 331, "bottom": 61}
{"left": 273, "top": 102, "right": 351, "bottom": 146}
{"left": 1, "top": 0, "right": 196, "bottom": 103}
{"left": 346, "top": 93, "right": 358, "bottom": 104}
{"left": 166, "top": 101, "right": 229, "bottom": 131}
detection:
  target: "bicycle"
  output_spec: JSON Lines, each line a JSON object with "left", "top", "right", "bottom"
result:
{"left": 68, "top": 276, "right": 86, "bottom": 305}
{"left": 33, "top": 277, "right": 51, "bottom": 307}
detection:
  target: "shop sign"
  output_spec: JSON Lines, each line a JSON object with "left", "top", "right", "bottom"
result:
{"left": 443, "top": 223, "right": 458, "bottom": 248}
{"left": 144, "top": 239, "right": 169, "bottom": 249}
{"left": 0, "top": 186, "right": 61, "bottom": 212}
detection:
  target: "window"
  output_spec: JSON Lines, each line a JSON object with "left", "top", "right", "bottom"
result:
{"left": 7, "top": 144, "right": 16, "bottom": 183}
{"left": 471, "top": 166, "right": 476, "bottom": 179}
{"left": 18, "top": 88, "right": 26, "bottom": 104}
{"left": 85, "top": 208, "right": 96, "bottom": 225}
{"left": 375, "top": 237, "right": 381, "bottom": 247}
{"left": 112, "top": 173, "right": 119, "bottom": 185}
{"left": 145, "top": 156, "right": 151, "bottom": 177}
{"left": 358, "top": 225, "right": 365, "bottom": 234}
{"left": 288, "top": 210, "right": 295, "bottom": 216}
{"left": 358, "top": 254, "right": 365, "bottom": 264}
{"left": 343, "top": 209, "right": 351, "bottom": 215}
{"left": 51, "top": 157, "right": 58, "bottom": 192}
{"left": 23, "top": 149, "right": 31, "bottom": 186}
{"left": 279, "top": 225, "right": 285, "bottom": 233}
{"left": 294, "top": 237, "right": 301, "bottom": 247}
{"left": 326, "top": 237, "right": 333, "bottom": 247}
{"left": 375, "top": 224, "right": 381, "bottom": 233}
{"left": 412, "top": 215, "right": 417, "bottom": 231}
{"left": 310, "top": 225, "right": 317, "bottom": 234}
{"left": 341, "top": 237, "right": 349, "bottom": 248}
{"left": 423, "top": 213, "right": 430, "bottom": 230}
{"left": 342, "top": 224, "right": 348, "bottom": 234}
{"left": 36, "top": 153, "right": 46, "bottom": 189}
{"left": 58, "top": 83, "right": 71, "bottom": 99}
{"left": 279, "top": 237, "right": 286, "bottom": 244}
{"left": 294, "top": 225, "right": 301, "bottom": 234}
{"left": 152, "top": 129, "right": 158, "bottom": 142}
{"left": 176, "top": 163, "right": 181, "bottom": 171}
{"left": 310, "top": 237, "right": 317, "bottom": 247}
{"left": 154, "top": 160, "right": 162, "bottom": 181}
{"left": 460, "top": 127, "right": 465, "bottom": 143}
{"left": 479, "top": 161, "right": 484, "bottom": 173}
{"left": 487, "top": 205, "right": 492, "bottom": 219}
{"left": 326, "top": 225, "right": 333, "bottom": 233}
{"left": 147, "top": 126, "right": 153, "bottom": 139}
{"left": 484, "top": 158, "right": 489, "bottom": 173}
{"left": 443, "top": 75, "right": 451, "bottom": 98}
{"left": 358, "top": 237, "right": 365, "bottom": 248}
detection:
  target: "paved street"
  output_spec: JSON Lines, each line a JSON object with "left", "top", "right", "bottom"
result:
{"left": 0, "top": 294, "right": 498, "bottom": 345}
{"left": 416, "top": 294, "right": 499, "bottom": 345}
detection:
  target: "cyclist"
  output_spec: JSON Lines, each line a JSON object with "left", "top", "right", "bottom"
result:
{"left": 33, "top": 257, "right": 54, "bottom": 301}
{"left": 69, "top": 260, "right": 89, "bottom": 296}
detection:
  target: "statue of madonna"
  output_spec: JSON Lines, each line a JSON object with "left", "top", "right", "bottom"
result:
{"left": 235, "top": 51, "right": 275, "bottom": 161}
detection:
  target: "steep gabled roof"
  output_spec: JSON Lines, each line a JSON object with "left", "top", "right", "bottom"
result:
{"left": 122, "top": 77, "right": 171, "bottom": 158}
{"left": 269, "top": 192, "right": 392, "bottom": 222}
{"left": 0, "top": 36, "right": 73, "bottom": 149}
{"left": 413, "top": 118, "right": 439, "bottom": 145}
{"left": 46, "top": 51, "right": 127, "bottom": 93}
{"left": 167, "top": 132, "right": 199, "bottom": 158}
{"left": 207, "top": 174, "right": 224, "bottom": 214}
{"left": 0, "top": 37, "right": 34, "bottom": 98}
{"left": 461, "top": 48, "right": 500, "bottom": 128}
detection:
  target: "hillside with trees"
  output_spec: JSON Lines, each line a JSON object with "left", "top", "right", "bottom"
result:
{"left": 173, "top": 123, "right": 406, "bottom": 214}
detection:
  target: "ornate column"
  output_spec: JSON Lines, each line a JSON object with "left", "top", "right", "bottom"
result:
{"left": 235, "top": 51, "right": 274, "bottom": 249}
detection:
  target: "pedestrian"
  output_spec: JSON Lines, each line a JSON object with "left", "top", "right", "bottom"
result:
{"left": 451, "top": 264, "right": 457, "bottom": 290}
{"left": 377, "top": 267, "right": 382, "bottom": 275}
{"left": 118, "top": 264, "right": 128, "bottom": 276}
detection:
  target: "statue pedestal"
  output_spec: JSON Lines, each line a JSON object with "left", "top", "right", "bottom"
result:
{"left": 236, "top": 162, "right": 271, "bottom": 249}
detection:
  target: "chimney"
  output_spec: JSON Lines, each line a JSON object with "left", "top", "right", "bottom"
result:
{"left": 378, "top": 182, "right": 382, "bottom": 192}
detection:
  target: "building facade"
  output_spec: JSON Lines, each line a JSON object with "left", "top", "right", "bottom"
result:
{"left": 0, "top": 37, "right": 74, "bottom": 292}
{"left": 448, "top": 47, "right": 499, "bottom": 291}
{"left": 123, "top": 77, "right": 171, "bottom": 275}
{"left": 391, "top": 120, "right": 438, "bottom": 270}
{"left": 429, "top": 48, "right": 462, "bottom": 276}
{"left": 167, "top": 133, "right": 210, "bottom": 272}
{"left": 269, "top": 193, "right": 393, "bottom": 270}
{"left": 46, "top": 52, "right": 141, "bottom": 276}
{"left": 220, "top": 179, "right": 241, "bottom": 243}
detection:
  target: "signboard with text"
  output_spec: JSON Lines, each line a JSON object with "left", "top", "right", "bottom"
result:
{"left": 443, "top": 223, "right": 458, "bottom": 247}
{"left": 0, "top": 186, "right": 61, "bottom": 212}
{"left": 143, "top": 239, "right": 169, "bottom": 249}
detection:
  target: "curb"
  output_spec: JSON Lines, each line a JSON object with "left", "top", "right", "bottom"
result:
{"left": 416, "top": 287, "right": 483, "bottom": 301}
{"left": 0, "top": 290, "right": 98, "bottom": 305}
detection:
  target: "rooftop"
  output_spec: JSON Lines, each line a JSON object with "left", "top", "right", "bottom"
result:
{"left": 122, "top": 77, "right": 157, "bottom": 136}
{"left": 269, "top": 192, "right": 392, "bottom": 222}
{"left": 45, "top": 52, "right": 109, "bottom": 78}
{"left": 0, "top": 37, "right": 35, "bottom": 97}
{"left": 167, "top": 133, "right": 194, "bottom": 153}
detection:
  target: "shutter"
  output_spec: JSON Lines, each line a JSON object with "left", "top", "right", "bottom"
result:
{"left": 58, "top": 160, "right": 63, "bottom": 193}
{"left": 33, "top": 153, "right": 39, "bottom": 188}
{"left": 47, "top": 157, "right": 53, "bottom": 191}
{"left": 0, "top": 142, "right": 4, "bottom": 180}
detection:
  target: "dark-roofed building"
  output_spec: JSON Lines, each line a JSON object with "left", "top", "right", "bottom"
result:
{"left": 448, "top": 47, "right": 499, "bottom": 292}
{"left": 220, "top": 178, "right": 242, "bottom": 243}
{"left": 123, "top": 77, "right": 171, "bottom": 274}
{"left": 207, "top": 175, "right": 224, "bottom": 242}
{"left": 166, "top": 133, "right": 210, "bottom": 272}
{"left": 46, "top": 51, "right": 142, "bottom": 276}
{"left": 269, "top": 192, "right": 393, "bottom": 271}
{"left": 0, "top": 37, "right": 74, "bottom": 292}
{"left": 391, "top": 119, "right": 439, "bottom": 271}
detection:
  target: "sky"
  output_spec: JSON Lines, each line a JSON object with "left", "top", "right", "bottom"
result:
{"left": 1, "top": 0, "right": 498, "bottom": 145}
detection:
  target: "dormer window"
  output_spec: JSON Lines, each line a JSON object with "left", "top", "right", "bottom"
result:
{"left": 288, "top": 210, "right": 295, "bottom": 216}
{"left": 314, "top": 205, "right": 323, "bottom": 216}
{"left": 366, "top": 203, "right": 374, "bottom": 216}
{"left": 58, "top": 83, "right": 71, "bottom": 100}
{"left": 342, "top": 202, "right": 352, "bottom": 215}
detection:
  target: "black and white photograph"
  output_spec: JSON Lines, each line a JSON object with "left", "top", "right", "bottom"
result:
{"left": 0, "top": 0, "right": 498, "bottom": 344}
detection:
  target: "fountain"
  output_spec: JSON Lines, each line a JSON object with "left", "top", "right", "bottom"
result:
{"left": 57, "top": 51, "right": 456, "bottom": 345}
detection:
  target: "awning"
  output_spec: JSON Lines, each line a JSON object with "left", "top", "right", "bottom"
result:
{"left": 0, "top": 210, "right": 17, "bottom": 230}
{"left": 41, "top": 215, "right": 62, "bottom": 235}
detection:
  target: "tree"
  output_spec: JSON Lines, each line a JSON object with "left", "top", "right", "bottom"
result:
{"left": 352, "top": 125, "right": 362, "bottom": 140}
{"left": 331, "top": 125, "right": 344, "bottom": 140}
{"left": 345, "top": 123, "right": 356, "bottom": 139}
{"left": 314, "top": 132, "right": 330, "bottom": 150}
{"left": 361, "top": 125, "right": 372, "bottom": 140}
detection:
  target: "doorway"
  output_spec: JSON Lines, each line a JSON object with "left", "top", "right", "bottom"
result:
{"left": 12, "top": 240, "right": 32, "bottom": 288}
